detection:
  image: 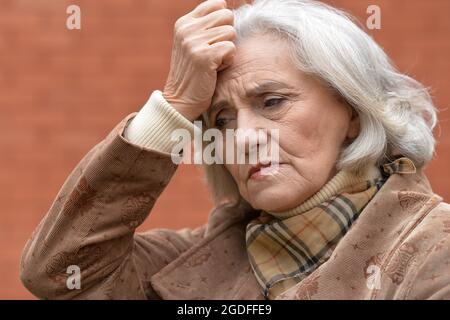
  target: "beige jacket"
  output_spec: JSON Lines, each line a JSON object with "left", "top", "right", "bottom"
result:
{"left": 20, "top": 114, "right": 450, "bottom": 300}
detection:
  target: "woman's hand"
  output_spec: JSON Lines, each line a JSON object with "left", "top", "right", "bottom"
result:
{"left": 162, "top": 0, "right": 236, "bottom": 122}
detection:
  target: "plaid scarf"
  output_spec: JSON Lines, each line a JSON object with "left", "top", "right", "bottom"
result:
{"left": 246, "top": 157, "right": 416, "bottom": 299}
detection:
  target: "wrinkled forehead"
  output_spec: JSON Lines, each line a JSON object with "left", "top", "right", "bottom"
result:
{"left": 212, "top": 35, "right": 296, "bottom": 102}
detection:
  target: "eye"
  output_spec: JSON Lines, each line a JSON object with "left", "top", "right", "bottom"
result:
{"left": 213, "top": 109, "right": 235, "bottom": 129}
{"left": 264, "top": 97, "right": 285, "bottom": 108}
{"left": 215, "top": 117, "right": 229, "bottom": 128}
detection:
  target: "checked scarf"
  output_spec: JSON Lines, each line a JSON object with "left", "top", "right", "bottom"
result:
{"left": 245, "top": 157, "right": 416, "bottom": 299}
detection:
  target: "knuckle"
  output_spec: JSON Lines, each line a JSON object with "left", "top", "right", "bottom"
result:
{"left": 224, "top": 24, "right": 235, "bottom": 33}
{"left": 175, "top": 24, "right": 191, "bottom": 41}
{"left": 212, "top": 0, "right": 227, "bottom": 9}
{"left": 223, "top": 25, "right": 236, "bottom": 37}
{"left": 191, "top": 48, "right": 206, "bottom": 65}
{"left": 181, "top": 38, "right": 193, "bottom": 51}
{"left": 223, "top": 42, "right": 237, "bottom": 55}
{"left": 222, "top": 9, "right": 234, "bottom": 21}
{"left": 174, "top": 17, "right": 195, "bottom": 38}
{"left": 223, "top": 41, "right": 236, "bottom": 53}
{"left": 174, "top": 26, "right": 185, "bottom": 40}
{"left": 174, "top": 16, "right": 185, "bottom": 31}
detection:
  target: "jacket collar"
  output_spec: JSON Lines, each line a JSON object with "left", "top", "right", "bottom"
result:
{"left": 275, "top": 169, "right": 442, "bottom": 299}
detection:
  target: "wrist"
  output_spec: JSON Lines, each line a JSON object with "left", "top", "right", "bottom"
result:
{"left": 124, "top": 90, "right": 197, "bottom": 153}
{"left": 161, "top": 92, "right": 204, "bottom": 122}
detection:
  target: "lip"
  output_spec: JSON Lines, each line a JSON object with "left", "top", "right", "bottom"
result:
{"left": 247, "top": 162, "right": 280, "bottom": 180}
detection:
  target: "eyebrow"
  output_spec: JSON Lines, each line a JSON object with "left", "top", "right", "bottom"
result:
{"left": 209, "top": 80, "right": 294, "bottom": 115}
{"left": 245, "top": 80, "right": 294, "bottom": 98}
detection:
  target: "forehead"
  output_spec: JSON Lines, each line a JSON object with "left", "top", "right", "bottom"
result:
{"left": 213, "top": 34, "right": 297, "bottom": 99}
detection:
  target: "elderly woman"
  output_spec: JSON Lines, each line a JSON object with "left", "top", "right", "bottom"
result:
{"left": 21, "top": 0, "right": 449, "bottom": 300}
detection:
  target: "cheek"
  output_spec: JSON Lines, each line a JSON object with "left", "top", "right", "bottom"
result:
{"left": 276, "top": 107, "right": 322, "bottom": 158}
{"left": 278, "top": 102, "right": 349, "bottom": 159}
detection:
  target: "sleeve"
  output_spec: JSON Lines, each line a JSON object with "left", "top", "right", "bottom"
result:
{"left": 20, "top": 112, "right": 206, "bottom": 300}
{"left": 124, "top": 90, "right": 197, "bottom": 153}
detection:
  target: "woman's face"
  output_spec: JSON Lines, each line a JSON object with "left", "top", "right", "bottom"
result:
{"left": 209, "top": 34, "right": 360, "bottom": 213}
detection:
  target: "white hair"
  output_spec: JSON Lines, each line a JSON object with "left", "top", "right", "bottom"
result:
{"left": 203, "top": 0, "right": 438, "bottom": 204}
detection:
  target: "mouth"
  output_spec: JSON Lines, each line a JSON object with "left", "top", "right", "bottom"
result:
{"left": 247, "top": 162, "right": 281, "bottom": 180}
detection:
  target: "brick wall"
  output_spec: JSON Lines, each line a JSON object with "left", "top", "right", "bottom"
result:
{"left": 0, "top": 0, "right": 449, "bottom": 299}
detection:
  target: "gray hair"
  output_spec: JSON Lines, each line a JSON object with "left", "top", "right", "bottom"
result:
{"left": 203, "top": 0, "right": 438, "bottom": 204}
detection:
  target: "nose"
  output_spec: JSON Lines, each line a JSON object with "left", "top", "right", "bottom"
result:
{"left": 235, "top": 110, "right": 269, "bottom": 164}
{"left": 236, "top": 108, "right": 266, "bottom": 131}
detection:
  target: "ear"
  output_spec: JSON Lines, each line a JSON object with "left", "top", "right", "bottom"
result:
{"left": 346, "top": 107, "right": 360, "bottom": 140}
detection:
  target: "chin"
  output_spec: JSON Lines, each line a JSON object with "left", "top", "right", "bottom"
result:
{"left": 241, "top": 165, "right": 316, "bottom": 213}
{"left": 246, "top": 185, "right": 301, "bottom": 213}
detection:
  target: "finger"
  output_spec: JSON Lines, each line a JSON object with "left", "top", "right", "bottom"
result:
{"left": 217, "top": 61, "right": 231, "bottom": 72}
{"left": 190, "top": 0, "right": 227, "bottom": 18}
{"left": 193, "top": 25, "right": 236, "bottom": 45}
{"left": 209, "top": 41, "right": 236, "bottom": 70}
{"left": 196, "top": 8, "right": 234, "bottom": 30}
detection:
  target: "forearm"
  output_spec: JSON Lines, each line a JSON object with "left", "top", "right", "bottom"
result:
{"left": 20, "top": 113, "right": 179, "bottom": 299}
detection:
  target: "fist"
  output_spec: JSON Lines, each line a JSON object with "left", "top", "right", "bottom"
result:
{"left": 162, "top": 0, "right": 237, "bottom": 121}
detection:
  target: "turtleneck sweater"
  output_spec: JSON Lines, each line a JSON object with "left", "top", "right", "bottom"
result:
{"left": 267, "top": 166, "right": 382, "bottom": 219}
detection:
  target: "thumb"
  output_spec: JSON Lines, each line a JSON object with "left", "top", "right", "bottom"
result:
{"left": 210, "top": 41, "right": 236, "bottom": 71}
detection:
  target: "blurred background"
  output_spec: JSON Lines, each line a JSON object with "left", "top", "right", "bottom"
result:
{"left": 0, "top": 0, "right": 449, "bottom": 299}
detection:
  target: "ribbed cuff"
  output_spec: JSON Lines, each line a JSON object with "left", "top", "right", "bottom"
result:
{"left": 124, "top": 90, "right": 197, "bottom": 154}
